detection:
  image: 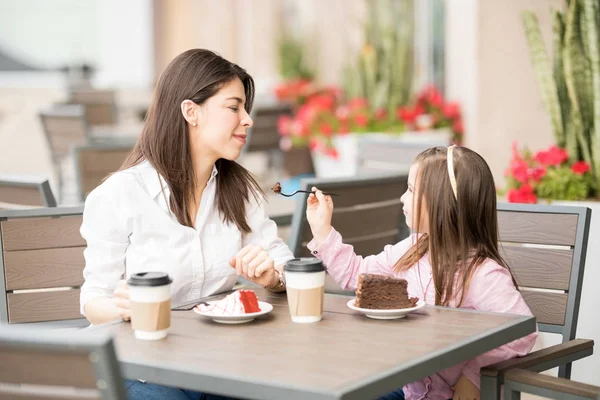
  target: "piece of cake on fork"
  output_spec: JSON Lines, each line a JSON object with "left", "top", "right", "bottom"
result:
{"left": 354, "top": 274, "right": 419, "bottom": 309}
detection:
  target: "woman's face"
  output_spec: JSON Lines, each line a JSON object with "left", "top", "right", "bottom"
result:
{"left": 192, "top": 77, "right": 253, "bottom": 162}
{"left": 400, "top": 163, "right": 429, "bottom": 233}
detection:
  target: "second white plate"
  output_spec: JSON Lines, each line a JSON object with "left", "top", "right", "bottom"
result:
{"left": 193, "top": 301, "right": 273, "bottom": 324}
{"left": 347, "top": 299, "right": 426, "bottom": 320}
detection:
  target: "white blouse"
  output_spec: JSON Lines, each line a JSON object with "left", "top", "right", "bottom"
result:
{"left": 79, "top": 160, "right": 293, "bottom": 315}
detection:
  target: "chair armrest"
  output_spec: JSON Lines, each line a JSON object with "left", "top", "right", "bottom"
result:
{"left": 504, "top": 369, "right": 600, "bottom": 398}
{"left": 481, "top": 338, "right": 594, "bottom": 377}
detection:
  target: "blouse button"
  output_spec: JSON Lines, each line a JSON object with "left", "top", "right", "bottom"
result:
{"left": 312, "top": 250, "right": 318, "bottom": 254}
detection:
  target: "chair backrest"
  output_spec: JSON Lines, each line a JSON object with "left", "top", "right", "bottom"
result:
{"left": 497, "top": 203, "right": 591, "bottom": 344}
{"left": 0, "top": 207, "right": 86, "bottom": 324}
{"left": 69, "top": 89, "right": 118, "bottom": 126}
{"left": 245, "top": 102, "right": 293, "bottom": 153}
{"left": 74, "top": 143, "right": 133, "bottom": 201}
{"left": 40, "top": 104, "right": 89, "bottom": 159}
{"left": 287, "top": 173, "right": 409, "bottom": 294}
{"left": 0, "top": 325, "right": 125, "bottom": 400}
{"left": 357, "top": 136, "right": 445, "bottom": 174}
{"left": 0, "top": 175, "right": 56, "bottom": 209}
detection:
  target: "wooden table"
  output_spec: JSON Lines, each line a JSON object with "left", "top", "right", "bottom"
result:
{"left": 94, "top": 289, "right": 535, "bottom": 400}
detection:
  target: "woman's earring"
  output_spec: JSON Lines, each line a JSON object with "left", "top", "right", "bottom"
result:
{"left": 192, "top": 122, "right": 197, "bottom": 127}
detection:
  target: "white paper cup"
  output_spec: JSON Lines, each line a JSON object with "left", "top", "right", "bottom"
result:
{"left": 284, "top": 258, "right": 326, "bottom": 323}
{"left": 127, "top": 272, "right": 172, "bottom": 340}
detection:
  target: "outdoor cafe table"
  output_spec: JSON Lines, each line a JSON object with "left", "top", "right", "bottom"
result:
{"left": 93, "top": 288, "right": 536, "bottom": 400}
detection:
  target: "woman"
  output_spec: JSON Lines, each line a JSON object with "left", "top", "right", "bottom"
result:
{"left": 80, "top": 49, "right": 293, "bottom": 399}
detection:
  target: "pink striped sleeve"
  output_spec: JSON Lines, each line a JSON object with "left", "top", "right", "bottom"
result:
{"left": 461, "top": 261, "right": 538, "bottom": 387}
{"left": 306, "top": 228, "right": 414, "bottom": 290}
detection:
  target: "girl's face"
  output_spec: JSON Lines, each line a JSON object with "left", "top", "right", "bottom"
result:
{"left": 400, "top": 163, "right": 429, "bottom": 233}
{"left": 192, "top": 78, "right": 253, "bottom": 162}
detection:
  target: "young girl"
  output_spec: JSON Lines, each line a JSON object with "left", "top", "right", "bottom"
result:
{"left": 80, "top": 49, "right": 292, "bottom": 399}
{"left": 305, "top": 146, "right": 537, "bottom": 400}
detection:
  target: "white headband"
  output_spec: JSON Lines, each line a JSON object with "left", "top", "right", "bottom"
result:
{"left": 447, "top": 145, "right": 458, "bottom": 200}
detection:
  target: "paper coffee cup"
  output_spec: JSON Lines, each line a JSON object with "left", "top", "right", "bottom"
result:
{"left": 127, "top": 272, "right": 172, "bottom": 340}
{"left": 284, "top": 258, "right": 326, "bottom": 323}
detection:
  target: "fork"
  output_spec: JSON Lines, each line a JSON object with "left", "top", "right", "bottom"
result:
{"left": 277, "top": 189, "right": 339, "bottom": 198}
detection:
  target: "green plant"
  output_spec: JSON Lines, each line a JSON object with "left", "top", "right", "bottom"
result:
{"left": 278, "top": 37, "right": 314, "bottom": 80}
{"left": 521, "top": 0, "right": 600, "bottom": 179}
{"left": 343, "top": 0, "right": 414, "bottom": 119}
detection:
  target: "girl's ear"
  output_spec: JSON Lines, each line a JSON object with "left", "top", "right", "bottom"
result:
{"left": 181, "top": 100, "right": 198, "bottom": 126}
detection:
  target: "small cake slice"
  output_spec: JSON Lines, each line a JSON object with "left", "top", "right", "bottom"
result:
{"left": 354, "top": 274, "right": 419, "bottom": 309}
{"left": 271, "top": 182, "right": 282, "bottom": 194}
{"left": 196, "top": 290, "right": 261, "bottom": 315}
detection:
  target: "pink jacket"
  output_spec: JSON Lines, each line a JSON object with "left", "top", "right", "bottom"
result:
{"left": 307, "top": 229, "right": 537, "bottom": 400}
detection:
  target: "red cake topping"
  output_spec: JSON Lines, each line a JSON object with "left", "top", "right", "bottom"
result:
{"left": 238, "top": 289, "right": 260, "bottom": 313}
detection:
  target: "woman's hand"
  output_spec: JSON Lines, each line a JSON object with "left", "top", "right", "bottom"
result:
{"left": 230, "top": 244, "right": 279, "bottom": 288}
{"left": 306, "top": 187, "right": 334, "bottom": 245}
{"left": 113, "top": 279, "right": 132, "bottom": 322}
{"left": 452, "top": 375, "right": 480, "bottom": 400}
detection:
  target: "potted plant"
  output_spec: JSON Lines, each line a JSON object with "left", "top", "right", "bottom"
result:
{"left": 507, "top": 0, "right": 600, "bottom": 382}
{"left": 277, "top": 0, "right": 460, "bottom": 177}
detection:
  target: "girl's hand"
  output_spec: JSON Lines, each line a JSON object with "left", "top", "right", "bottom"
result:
{"left": 452, "top": 375, "right": 480, "bottom": 400}
{"left": 230, "top": 244, "right": 278, "bottom": 288}
{"left": 306, "top": 187, "right": 334, "bottom": 245}
{"left": 113, "top": 279, "right": 131, "bottom": 322}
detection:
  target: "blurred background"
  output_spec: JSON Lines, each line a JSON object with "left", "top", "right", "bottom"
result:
{"left": 0, "top": 0, "right": 563, "bottom": 203}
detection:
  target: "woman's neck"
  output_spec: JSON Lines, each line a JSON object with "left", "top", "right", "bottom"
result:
{"left": 192, "top": 156, "right": 215, "bottom": 190}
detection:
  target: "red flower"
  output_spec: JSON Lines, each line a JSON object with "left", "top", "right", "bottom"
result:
{"left": 452, "top": 120, "right": 463, "bottom": 134}
{"left": 442, "top": 102, "right": 461, "bottom": 119}
{"left": 419, "top": 85, "right": 444, "bottom": 108}
{"left": 571, "top": 161, "right": 591, "bottom": 175}
{"left": 324, "top": 147, "right": 339, "bottom": 159}
{"left": 510, "top": 158, "right": 530, "bottom": 183}
{"left": 338, "top": 122, "right": 349, "bottom": 134}
{"left": 308, "top": 138, "right": 323, "bottom": 152}
{"left": 319, "top": 123, "right": 333, "bottom": 137}
{"left": 528, "top": 166, "right": 546, "bottom": 181}
{"left": 396, "top": 105, "right": 424, "bottom": 124}
{"left": 277, "top": 115, "right": 292, "bottom": 136}
{"left": 354, "top": 113, "right": 369, "bottom": 127}
{"left": 507, "top": 184, "right": 537, "bottom": 204}
{"left": 534, "top": 145, "right": 569, "bottom": 166}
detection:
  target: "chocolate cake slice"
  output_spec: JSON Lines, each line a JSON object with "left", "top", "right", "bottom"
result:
{"left": 354, "top": 274, "right": 419, "bottom": 309}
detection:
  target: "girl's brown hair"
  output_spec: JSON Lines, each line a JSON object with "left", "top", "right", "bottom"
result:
{"left": 121, "top": 49, "right": 263, "bottom": 232}
{"left": 394, "top": 146, "right": 516, "bottom": 306}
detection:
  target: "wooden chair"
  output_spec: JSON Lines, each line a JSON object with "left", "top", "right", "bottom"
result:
{"left": 68, "top": 88, "right": 118, "bottom": 126}
{"left": 73, "top": 142, "right": 133, "bottom": 201}
{"left": 287, "top": 173, "right": 410, "bottom": 295}
{"left": 0, "top": 175, "right": 56, "bottom": 209}
{"left": 504, "top": 367, "right": 600, "bottom": 400}
{"left": 39, "top": 104, "right": 89, "bottom": 201}
{"left": 243, "top": 102, "right": 293, "bottom": 176}
{"left": 0, "top": 325, "right": 126, "bottom": 399}
{"left": 481, "top": 203, "right": 593, "bottom": 399}
{"left": 357, "top": 136, "right": 445, "bottom": 175}
{"left": 0, "top": 207, "right": 88, "bottom": 327}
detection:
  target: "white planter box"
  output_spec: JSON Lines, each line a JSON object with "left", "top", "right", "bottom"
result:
{"left": 310, "top": 129, "right": 453, "bottom": 178}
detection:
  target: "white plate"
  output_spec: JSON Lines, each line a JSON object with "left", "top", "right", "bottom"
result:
{"left": 193, "top": 301, "right": 273, "bottom": 324}
{"left": 347, "top": 299, "right": 426, "bottom": 320}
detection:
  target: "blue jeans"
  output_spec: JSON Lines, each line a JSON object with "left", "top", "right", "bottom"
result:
{"left": 378, "top": 388, "right": 405, "bottom": 400}
{"left": 124, "top": 380, "right": 239, "bottom": 400}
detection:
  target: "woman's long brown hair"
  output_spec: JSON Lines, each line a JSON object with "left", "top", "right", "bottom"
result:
{"left": 394, "top": 146, "right": 516, "bottom": 306}
{"left": 121, "top": 49, "right": 263, "bottom": 232}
